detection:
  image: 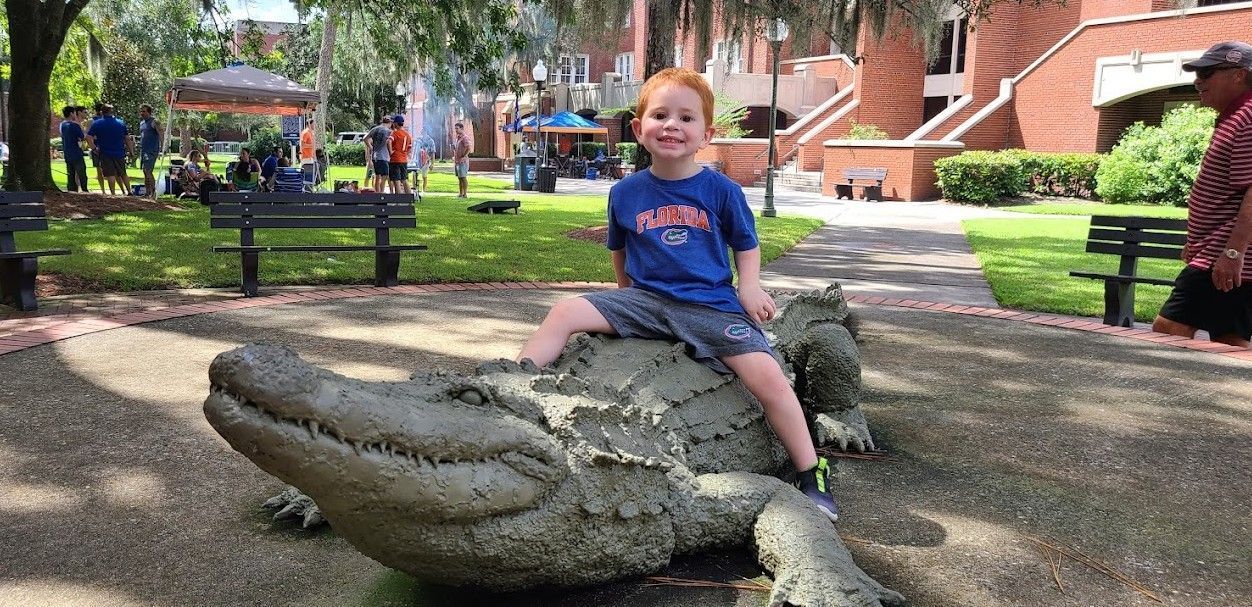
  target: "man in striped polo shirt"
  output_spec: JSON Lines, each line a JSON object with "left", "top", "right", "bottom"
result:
{"left": 1153, "top": 41, "right": 1252, "bottom": 348}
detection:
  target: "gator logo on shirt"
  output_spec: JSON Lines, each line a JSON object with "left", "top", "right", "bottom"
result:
{"left": 723, "top": 323, "right": 752, "bottom": 340}
{"left": 661, "top": 228, "right": 688, "bottom": 245}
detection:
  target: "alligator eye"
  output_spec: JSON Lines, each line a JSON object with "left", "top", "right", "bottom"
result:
{"left": 455, "top": 388, "right": 485, "bottom": 406}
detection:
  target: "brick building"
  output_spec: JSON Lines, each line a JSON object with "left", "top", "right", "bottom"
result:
{"left": 230, "top": 20, "right": 290, "bottom": 56}
{"left": 475, "top": 0, "right": 1252, "bottom": 200}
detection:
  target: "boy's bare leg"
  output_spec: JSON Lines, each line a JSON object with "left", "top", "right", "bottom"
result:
{"left": 517, "top": 297, "right": 615, "bottom": 367}
{"left": 722, "top": 352, "right": 818, "bottom": 471}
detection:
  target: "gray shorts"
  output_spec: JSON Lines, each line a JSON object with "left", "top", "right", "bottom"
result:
{"left": 454, "top": 159, "right": 469, "bottom": 178}
{"left": 583, "top": 287, "right": 774, "bottom": 374}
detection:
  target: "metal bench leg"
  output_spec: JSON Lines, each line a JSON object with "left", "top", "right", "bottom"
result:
{"left": 0, "top": 258, "right": 39, "bottom": 311}
{"left": 834, "top": 184, "right": 853, "bottom": 200}
{"left": 375, "top": 250, "right": 401, "bottom": 287}
{"left": 864, "top": 185, "right": 883, "bottom": 201}
{"left": 241, "top": 252, "right": 260, "bottom": 297}
{"left": 1103, "top": 281, "right": 1135, "bottom": 327}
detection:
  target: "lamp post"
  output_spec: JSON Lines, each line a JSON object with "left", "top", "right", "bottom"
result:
{"left": 532, "top": 60, "right": 548, "bottom": 167}
{"left": 762, "top": 18, "right": 789, "bottom": 218}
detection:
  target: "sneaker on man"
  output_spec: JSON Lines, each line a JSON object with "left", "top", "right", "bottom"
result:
{"left": 795, "top": 457, "right": 839, "bottom": 522}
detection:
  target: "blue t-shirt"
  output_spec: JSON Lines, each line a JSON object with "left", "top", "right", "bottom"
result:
{"left": 60, "top": 121, "right": 85, "bottom": 161}
{"left": 605, "top": 167, "right": 758, "bottom": 313}
{"left": 260, "top": 154, "right": 279, "bottom": 179}
{"left": 87, "top": 116, "right": 128, "bottom": 158}
{"left": 139, "top": 116, "right": 160, "bottom": 154}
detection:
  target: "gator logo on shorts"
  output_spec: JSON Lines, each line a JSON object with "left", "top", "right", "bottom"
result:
{"left": 723, "top": 323, "right": 752, "bottom": 340}
{"left": 661, "top": 228, "right": 689, "bottom": 246}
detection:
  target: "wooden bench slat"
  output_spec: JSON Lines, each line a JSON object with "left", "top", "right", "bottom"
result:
{"left": 0, "top": 218, "right": 50, "bottom": 232}
{"left": 0, "top": 192, "right": 45, "bottom": 204}
{"left": 1085, "top": 241, "right": 1183, "bottom": 260}
{"left": 841, "top": 168, "right": 888, "bottom": 182}
{"left": 1089, "top": 215, "right": 1187, "bottom": 231}
{"left": 1087, "top": 228, "right": 1186, "bottom": 246}
{"left": 213, "top": 245, "right": 428, "bottom": 253}
{"left": 205, "top": 192, "right": 414, "bottom": 204}
{"left": 0, "top": 249, "right": 71, "bottom": 259}
{"left": 210, "top": 217, "right": 418, "bottom": 229}
{"left": 0, "top": 204, "right": 49, "bottom": 219}
{"left": 210, "top": 203, "right": 416, "bottom": 217}
{"left": 1068, "top": 271, "right": 1176, "bottom": 287}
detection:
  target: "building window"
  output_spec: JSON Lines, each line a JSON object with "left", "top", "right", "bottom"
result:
{"left": 923, "top": 96, "right": 950, "bottom": 123}
{"left": 1198, "top": 0, "right": 1243, "bottom": 5}
{"left": 616, "top": 52, "right": 634, "bottom": 82}
{"left": 926, "top": 18, "right": 968, "bottom": 76}
{"left": 624, "top": 11, "right": 630, "bottom": 27}
{"left": 714, "top": 39, "right": 743, "bottom": 73}
{"left": 553, "top": 54, "right": 590, "bottom": 85}
{"left": 674, "top": 45, "right": 683, "bottom": 67}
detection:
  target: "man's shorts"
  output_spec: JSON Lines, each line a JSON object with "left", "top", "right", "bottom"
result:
{"left": 1158, "top": 265, "right": 1252, "bottom": 339}
{"left": 583, "top": 287, "right": 775, "bottom": 374}
{"left": 89, "top": 149, "right": 101, "bottom": 167}
{"left": 140, "top": 151, "right": 157, "bottom": 172}
{"left": 388, "top": 162, "right": 407, "bottom": 181}
{"left": 454, "top": 160, "right": 469, "bottom": 178}
{"left": 372, "top": 159, "right": 390, "bottom": 178}
{"left": 98, "top": 155, "right": 128, "bottom": 177}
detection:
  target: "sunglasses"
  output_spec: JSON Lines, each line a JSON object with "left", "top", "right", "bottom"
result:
{"left": 1195, "top": 65, "right": 1242, "bottom": 80}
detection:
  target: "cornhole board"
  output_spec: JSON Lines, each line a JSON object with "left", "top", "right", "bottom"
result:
{"left": 468, "top": 200, "right": 521, "bottom": 214}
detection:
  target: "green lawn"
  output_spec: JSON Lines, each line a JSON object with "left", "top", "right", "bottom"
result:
{"left": 964, "top": 203, "right": 1187, "bottom": 320}
{"left": 998, "top": 202, "right": 1188, "bottom": 218}
{"left": 16, "top": 192, "right": 822, "bottom": 292}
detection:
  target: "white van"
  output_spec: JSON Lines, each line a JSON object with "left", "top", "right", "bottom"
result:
{"left": 336, "top": 132, "right": 368, "bottom": 144}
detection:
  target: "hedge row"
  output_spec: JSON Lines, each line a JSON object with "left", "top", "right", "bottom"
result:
{"left": 934, "top": 149, "right": 1103, "bottom": 204}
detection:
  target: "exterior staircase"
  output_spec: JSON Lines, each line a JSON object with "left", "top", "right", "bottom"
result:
{"left": 753, "top": 162, "right": 823, "bottom": 193}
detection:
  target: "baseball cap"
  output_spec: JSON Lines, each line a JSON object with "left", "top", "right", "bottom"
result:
{"left": 1182, "top": 41, "right": 1252, "bottom": 71}
{"left": 392, "top": 115, "right": 404, "bottom": 125}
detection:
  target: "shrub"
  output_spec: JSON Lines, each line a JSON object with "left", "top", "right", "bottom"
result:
{"left": 326, "top": 142, "right": 366, "bottom": 166}
{"left": 247, "top": 127, "right": 287, "bottom": 160}
{"left": 842, "top": 120, "right": 889, "bottom": 140}
{"left": 934, "top": 151, "right": 1025, "bottom": 204}
{"left": 1095, "top": 104, "right": 1216, "bottom": 206}
{"left": 1002, "top": 149, "right": 1103, "bottom": 198}
{"left": 616, "top": 142, "right": 637, "bottom": 164}
{"left": 571, "top": 142, "right": 608, "bottom": 160}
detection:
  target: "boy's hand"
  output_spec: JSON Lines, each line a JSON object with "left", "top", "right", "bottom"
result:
{"left": 738, "top": 286, "right": 777, "bottom": 324}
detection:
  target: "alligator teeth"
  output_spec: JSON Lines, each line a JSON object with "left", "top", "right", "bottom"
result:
{"left": 351, "top": 441, "right": 362, "bottom": 456}
{"left": 382, "top": 441, "right": 391, "bottom": 455}
{"left": 307, "top": 421, "right": 318, "bottom": 440}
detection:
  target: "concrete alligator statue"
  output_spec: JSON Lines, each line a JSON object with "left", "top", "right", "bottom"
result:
{"left": 204, "top": 285, "right": 900, "bottom": 606}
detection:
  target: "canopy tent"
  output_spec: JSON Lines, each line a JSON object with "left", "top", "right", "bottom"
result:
{"left": 506, "top": 111, "right": 608, "bottom": 134}
{"left": 167, "top": 64, "right": 320, "bottom": 116}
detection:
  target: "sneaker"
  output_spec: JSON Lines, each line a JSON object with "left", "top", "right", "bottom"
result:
{"left": 795, "top": 457, "right": 839, "bottom": 522}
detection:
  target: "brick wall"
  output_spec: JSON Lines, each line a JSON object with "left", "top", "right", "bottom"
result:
{"left": 822, "top": 143, "right": 963, "bottom": 200}
{"left": 852, "top": 23, "right": 926, "bottom": 138}
{"left": 1010, "top": 7, "right": 1252, "bottom": 152}
{"left": 695, "top": 140, "right": 770, "bottom": 185}
{"left": 1080, "top": 0, "right": 1155, "bottom": 21}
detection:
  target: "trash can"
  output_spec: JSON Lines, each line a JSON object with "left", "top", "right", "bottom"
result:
{"left": 535, "top": 165, "right": 557, "bottom": 193}
{"left": 514, "top": 156, "right": 536, "bottom": 191}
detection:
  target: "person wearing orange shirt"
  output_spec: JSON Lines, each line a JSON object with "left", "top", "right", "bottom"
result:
{"left": 389, "top": 115, "right": 413, "bottom": 195}
{"left": 299, "top": 117, "right": 316, "bottom": 163}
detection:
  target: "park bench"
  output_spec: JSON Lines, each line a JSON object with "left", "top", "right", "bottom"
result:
{"left": 1069, "top": 215, "right": 1186, "bottom": 327}
{"left": 833, "top": 167, "right": 888, "bottom": 201}
{"left": 0, "top": 192, "right": 71, "bottom": 311}
{"left": 207, "top": 192, "right": 427, "bottom": 297}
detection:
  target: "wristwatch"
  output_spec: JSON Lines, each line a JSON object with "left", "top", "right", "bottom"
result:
{"left": 1226, "top": 248, "right": 1243, "bottom": 259}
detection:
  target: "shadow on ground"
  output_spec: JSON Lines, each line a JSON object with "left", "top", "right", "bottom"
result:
{"left": 0, "top": 290, "right": 1248, "bottom": 606}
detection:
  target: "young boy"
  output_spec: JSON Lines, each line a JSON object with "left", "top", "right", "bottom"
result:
{"left": 516, "top": 68, "right": 839, "bottom": 521}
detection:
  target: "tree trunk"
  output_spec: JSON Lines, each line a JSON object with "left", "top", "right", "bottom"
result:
{"left": 634, "top": 0, "right": 678, "bottom": 173}
{"left": 313, "top": 11, "right": 338, "bottom": 153}
{"left": 4, "top": 0, "right": 87, "bottom": 191}
{"left": 179, "top": 124, "right": 192, "bottom": 157}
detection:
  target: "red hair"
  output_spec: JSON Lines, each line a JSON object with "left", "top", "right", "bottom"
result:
{"left": 635, "top": 68, "right": 715, "bottom": 128}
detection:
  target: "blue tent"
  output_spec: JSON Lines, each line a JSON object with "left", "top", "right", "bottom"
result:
{"left": 505, "top": 111, "right": 607, "bottom": 134}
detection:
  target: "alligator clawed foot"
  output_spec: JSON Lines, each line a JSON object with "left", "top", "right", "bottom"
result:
{"left": 262, "top": 486, "right": 325, "bottom": 528}
{"left": 813, "top": 413, "right": 875, "bottom": 453}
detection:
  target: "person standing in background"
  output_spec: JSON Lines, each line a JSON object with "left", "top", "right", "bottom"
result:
{"left": 299, "top": 116, "right": 316, "bottom": 164}
{"left": 364, "top": 115, "right": 392, "bottom": 192}
{"left": 138, "top": 104, "right": 162, "bottom": 199}
{"left": 388, "top": 115, "right": 412, "bottom": 196}
{"left": 86, "top": 103, "right": 133, "bottom": 196}
{"left": 451, "top": 122, "right": 471, "bottom": 198}
{"left": 59, "top": 106, "right": 89, "bottom": 192}
{"left": 88, "top": 103, "right": 106, "bottom": 193}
